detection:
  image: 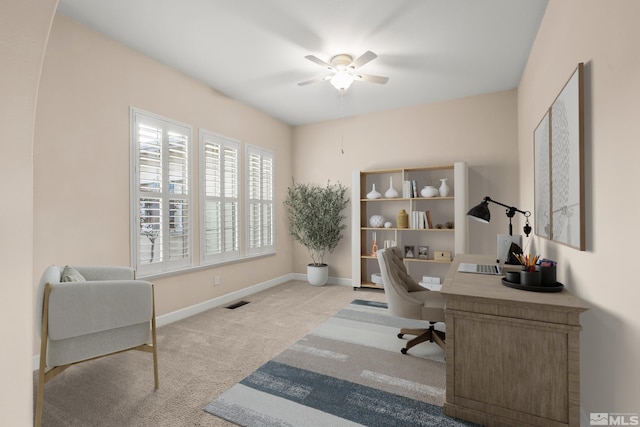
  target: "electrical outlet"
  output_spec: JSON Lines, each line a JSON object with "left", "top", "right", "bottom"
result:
{"left": 214, "top": 275, "right": 220, "bottom": 285}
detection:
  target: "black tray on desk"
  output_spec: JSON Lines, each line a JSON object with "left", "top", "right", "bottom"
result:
{"left": 501, "top": 278, "right": 564, "bottom": 293}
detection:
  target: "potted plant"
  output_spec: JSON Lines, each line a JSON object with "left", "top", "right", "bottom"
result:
{"left": 284, "top": 180, "right": 349, "bottom": 286}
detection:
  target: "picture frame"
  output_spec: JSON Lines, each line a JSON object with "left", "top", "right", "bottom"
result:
{"left": 404, "top": 245, "right": 415, "bottom": 258}
{"left": 534, "top": 111, "right": 551, "bottom": 239}
{"left": 418, "top": 246, "right": 429, "bottom": 259}
{"left": 534, "top": 63, "right": 585, "bottom": 250}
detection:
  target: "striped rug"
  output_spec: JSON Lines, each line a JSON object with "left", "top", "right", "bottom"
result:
{"left": 204, "top": 299, "right": 478, "bottom": 426}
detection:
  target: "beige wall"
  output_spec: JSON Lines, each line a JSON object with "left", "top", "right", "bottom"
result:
{"left": 0, "top": 1, "right": 58, "bottom": 425}
{"left": 33, "top": 14, "right": 294, "bottom": 346}
{"left": 519, "top": 0, "right": 640, "bottom": 415}
{"left": 292, "top": 89, "right": 520, "bottom": 279}
{"left": 12, "top": 1, "right": 639, "bottom": 423}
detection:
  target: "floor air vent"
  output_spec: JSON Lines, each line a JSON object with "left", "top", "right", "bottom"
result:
{"left": 225, "top": 301, "right": 250, "bottom": 310}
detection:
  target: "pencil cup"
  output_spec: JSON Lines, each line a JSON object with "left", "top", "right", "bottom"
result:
{"left": 520, "top": 270, "right": 541, "bottom": 286}
{"left": 536, "top": 265, "right": 556, "bottom": 285}
{"left": 505, "top": 271, "right": 520, "bottom": 283}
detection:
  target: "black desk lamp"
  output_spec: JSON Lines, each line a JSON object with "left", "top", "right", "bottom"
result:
{"left": 467, "top": 196, "right": 532, "bottom": 237}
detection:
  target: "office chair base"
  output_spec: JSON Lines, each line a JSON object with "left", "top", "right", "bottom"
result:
{"left": 398, "top": 323, "right": 445, "bottom": 354}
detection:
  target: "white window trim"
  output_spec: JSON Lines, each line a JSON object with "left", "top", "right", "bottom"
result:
{"left": 130, "top": 107, "right": 194, "bottom": 276}
{"left": 245, "top": 144, "right": 275, "bottom": 257}
{"left": 199, "top": 129, "right": 241, "bottom": 265}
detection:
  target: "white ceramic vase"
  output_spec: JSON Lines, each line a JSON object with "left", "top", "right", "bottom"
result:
{"left": 420, "top": 186, "right": 438, "bottom": 197}
{"left": 366, "top": 184, "right": 381, "bottom": 199}
{"left": 385, "top": 176, "right": 399, "bottom": 198}
{"left": 439, "top": 178, "right": 450, "bottom": 197}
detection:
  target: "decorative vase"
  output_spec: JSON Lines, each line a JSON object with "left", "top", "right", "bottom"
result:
{"left": 397, "top": 209, "right": 409, "bottom": 228}
{"left": 369, "top": 215, "right": 385, "bottom": 228}
{"left": 307, "top": 264, "right": 329, "bottom": 286}
{"left": 438, "top": 178, "right": 450, "bottom": 197}
{"left": 384, "top": 176, "right": 399, "bottom": 198}
{"left": 366, "top": 184, "right": 381, "bottom": 199}
{"left": 420, "top": 185, "right": 438, "bottom": 197}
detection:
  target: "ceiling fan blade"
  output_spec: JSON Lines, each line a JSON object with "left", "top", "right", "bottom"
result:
{"left": 350, "top": 51, "right": 377, "bottom": 69}
{"left": 297, "top": 75, "right": 332, "bottom": 86}
{"left": 304, "top": 55, "right": 335, "bottom": 70}
{"left": 354, "top": 73, "right": 389, "bottom": 84}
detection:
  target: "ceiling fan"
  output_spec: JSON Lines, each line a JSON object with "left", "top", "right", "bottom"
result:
{"left": 298, "top": 50, "right": 389, "bottom": 92}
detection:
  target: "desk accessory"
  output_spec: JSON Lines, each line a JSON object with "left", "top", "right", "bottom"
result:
{"left": 520, "top": 270, "right": 541, "bottom": 286}
{"left": 502, "top": 277, "right": 564, "bottom": 293}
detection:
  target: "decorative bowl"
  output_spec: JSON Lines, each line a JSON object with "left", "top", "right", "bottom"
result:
{"left": 420, "top": 186, "right": 439, "bottom": 197}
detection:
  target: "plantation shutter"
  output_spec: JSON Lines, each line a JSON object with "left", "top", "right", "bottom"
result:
{"left": 246, "top": 145, "right": 274, "bottom": 256}
{"left": 132, "top": 109, "right": 192, "bottom": 275}
{"left": 167, "top": 130, "right": 190, "bottom": 267}
{"left": 200, "top": 131, "right": 240, "bottom": 263}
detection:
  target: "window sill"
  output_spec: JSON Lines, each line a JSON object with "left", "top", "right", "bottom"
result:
{"left": 138, "top": 251, "right": 276, "bottom": 280}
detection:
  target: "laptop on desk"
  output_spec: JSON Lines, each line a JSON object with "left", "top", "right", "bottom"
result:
{"left": 457, "top": 262, "right": 503, "bottom": 275}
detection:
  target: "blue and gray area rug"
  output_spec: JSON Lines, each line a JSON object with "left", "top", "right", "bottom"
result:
{"left": 205, "top": 299, "right": 478, "bottom": 426}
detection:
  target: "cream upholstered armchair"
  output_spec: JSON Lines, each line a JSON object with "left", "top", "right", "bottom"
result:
{"left": 377, "top": 247, "right": 446, "bottom": 354}
{"left": 35, "top": 265, "right": 158, "bottom": 427}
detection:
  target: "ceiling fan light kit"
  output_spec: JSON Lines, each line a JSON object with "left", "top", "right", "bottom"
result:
{"left": 298, "top": 51, "right": 389, "bottom": 93}
{"left": 330, "top": 70, "right": 355, "bottom": 91}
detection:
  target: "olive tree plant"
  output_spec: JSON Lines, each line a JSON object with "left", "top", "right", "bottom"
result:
{"left": 284, "top": 180, "right": 349, "bottom": 266}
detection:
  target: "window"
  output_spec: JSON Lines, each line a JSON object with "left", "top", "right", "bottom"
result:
{"left": 246, "top": 145, "right": 274, "bottom": 256}
{"left": 131, "top": 109, "right": 193, "bottom": 275}
{"left": 199, "top": 130, "right": 240, "bottom": 264}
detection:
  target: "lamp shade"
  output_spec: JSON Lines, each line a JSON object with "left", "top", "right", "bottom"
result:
{"left": 467, "top": 200, "right": 490, "bottom": 223}
{"left": 330, "top": 70, "right": 354, "bottom": 91}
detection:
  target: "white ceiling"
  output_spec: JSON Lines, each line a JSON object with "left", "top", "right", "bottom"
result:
{"left": 57, "top": 0, "right": 548, "bottom": 126}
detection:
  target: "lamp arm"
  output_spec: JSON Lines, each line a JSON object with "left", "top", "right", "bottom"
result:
{"left": 484, "top": 197, "right": 530, "bottom": 218}
{"left": 483, "top": 196, "right": 532, "bottom": 237}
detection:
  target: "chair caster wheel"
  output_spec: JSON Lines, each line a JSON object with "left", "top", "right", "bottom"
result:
{"left": 401, "top": 348, "right": 408, "bottom": 354}
{"left": 397, "top": 333, "right": 404, "bottom": 339}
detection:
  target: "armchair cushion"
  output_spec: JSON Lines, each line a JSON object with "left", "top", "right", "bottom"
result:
{"left": 47, "top": 280, "right": 153, "bottom": 340}
{"left": 37, "top": 265, "right": 152, "bottom": 340}
{"left": 60, "top": 265, "right": 86, "bottom": 282}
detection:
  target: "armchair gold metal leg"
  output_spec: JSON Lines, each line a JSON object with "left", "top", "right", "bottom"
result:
{"left": 35, "top": 283, "right": 52, "bottom": 427}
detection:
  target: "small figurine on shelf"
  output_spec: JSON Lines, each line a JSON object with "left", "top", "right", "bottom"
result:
{"left": 371, "top": 232, "right": 378, "bottom": 256}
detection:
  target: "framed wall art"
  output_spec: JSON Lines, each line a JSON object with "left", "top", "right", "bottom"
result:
{"left": 534, "top": 110, "right": 550, "bottom": 240}
{"left": 534, "top": 62, "right": 585, "bottom": 250}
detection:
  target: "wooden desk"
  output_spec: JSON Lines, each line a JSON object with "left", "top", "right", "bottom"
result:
{"left": 441, "top": 255, "right": 588, "bottom": 427}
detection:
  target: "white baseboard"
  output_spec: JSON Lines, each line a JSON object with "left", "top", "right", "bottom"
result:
{"left": 290, "top": 273, "right": 353, "bottom": 287}
{"left": 33, "top": 273, "right": 351, "bottom": 370}
{"left": 155, "top": 273, "right": 295, "bottom": 327}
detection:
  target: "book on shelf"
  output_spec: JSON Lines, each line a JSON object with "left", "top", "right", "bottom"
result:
{"left": 425, "top": 210, "right": 433, "bottom": 229}
{"left": 410, "top": 210, "right": 430, "bottom": 229}
{"left": 409, "top": 210, "right": 434, "bottom": 229}
{"left": 403, "top": 179, "right": 419, "bottom": 198}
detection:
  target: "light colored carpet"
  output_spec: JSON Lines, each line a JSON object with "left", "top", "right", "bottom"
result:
{"left": 204, "top": 299, "right": 469, "bottom": 426}
{"left": 33, "top": 281, "right": 389, "bottom": 426}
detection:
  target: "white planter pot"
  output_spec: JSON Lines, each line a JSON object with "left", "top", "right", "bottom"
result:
{"left": 307, "top": 264, "right": 329, "bottom": 286}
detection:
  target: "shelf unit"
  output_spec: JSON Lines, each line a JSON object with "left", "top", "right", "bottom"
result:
{"left": 351, "top": 163, "right": 468, "bottom": 289}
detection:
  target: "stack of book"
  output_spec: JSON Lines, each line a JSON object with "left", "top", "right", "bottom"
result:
{"left": 409, "top": 210, "right": 433, "bottom": 229}
{"left": 402, "top": 179, "right": 419, "bottom": 198}
{"left": 418, "top": 276, "right": 442, "bottom": 291}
